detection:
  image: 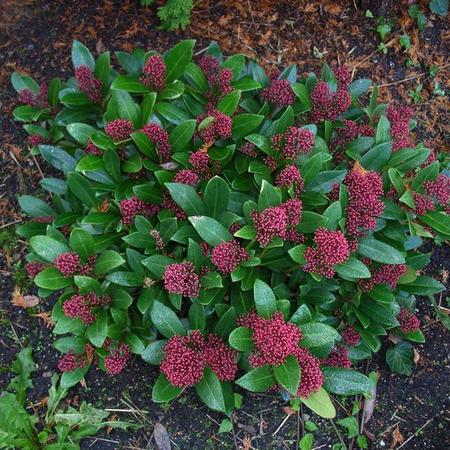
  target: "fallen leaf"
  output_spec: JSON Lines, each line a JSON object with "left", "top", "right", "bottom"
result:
{"left": 363, "top": 382, "right": 377, "bottom": 425}
{"left": 242, "top": 436, "right": 251, "bottom": 450}
{"left": 34, "top": 312, "right": 54, "bottom": 328}
{"left": 12, "top": 287, "right": 39, "bottom": 308}
{"left": 154, "top": 423, "right": 171, "bottom": 450}
{"left": 413, "top": 348, "right": 421, "bottom": 364}
{"left": 390, "top": 424, "right": 404, "bottom": 448}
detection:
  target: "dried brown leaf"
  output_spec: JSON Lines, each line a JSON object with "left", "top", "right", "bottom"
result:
{"left": 12, "top": 287, "right": 39, "bottom": 309}
{"left": 390, "top": 424, "right": 405, "bottom": 448}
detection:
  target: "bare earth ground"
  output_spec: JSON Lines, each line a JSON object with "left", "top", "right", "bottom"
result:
{"left": 0, "top": 1, "right": 449, "bottom": 449}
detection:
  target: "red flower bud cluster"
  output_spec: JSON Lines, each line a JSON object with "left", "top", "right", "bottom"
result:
{"left": 78, "top": 255, "right": 97, "bottom": 276}
{"left": 398, "top": 308, "right": 420, "bottom": 333}
{"left": 387, "top": 105, "right": 412, "bottom": 151}
{"left": 150, "top": 229, "right": 165, "bottom": 251}
{"left": 189, "top": 150, "right": 211, "bottom": 177}
{"left": 141, "top": 123, "right": 172, "bottom": 162}
{"left": 198, "top": 56, "right": 233, "bottom": 96}
{"left": 119, "top": 196, "right": 160, "bottom": 225}
{"left": 162, "top": 192, "right": 187, "bottom": 220}
{"left": 57, "top": 352, "right": 83, "bottom": 372}
{"left": 199, "top": 56, "right": 220, "bottom": 84}
{"left": 18, "top": 82, "right": 48, "bottom": 108}
{"left": 341, "top": 326, "right": 360, "bottom": 346}
{"left": 359, "top": 264, "right": 406, "bottom": 292}
{"left": 85, "top": 140, "right": 102, "bottom": 155}
{"left": 322, "top": 346, "right": 352, "bottom": 368}
{"left": 263, "top": 156, "right": 277, "bottom": 172}
{"left": 173, "top": 169, "right": 200, "bottom": 186}
{"left": 197, "top": 109, "right": 232, "bottom": 142}
{"left": 74, "top": 65, "right": 102, "bottom": 103}
{"left": 334, "top": 65, "right": 351, "bottom": 88}
{"left": 344, "top": 163, "right": 384, "bottom": 237}
{"left": 140, "top": 55, "right": 166, "bottom": 91}
{"left": 275, "top": 165, "right": 305, "bottom": 197}
{"left": 413, "top": 192, "right": 435, "bottom": 215}
{"left": 217, "top": 68, "right": 233, "bottom": 95}
{"left": 331, "top": 120, "right": 374, "bottom": 162}
{"left": 238, "top": 142, "right": 258, "bottom": 157}
{"left": 424, "top": 174, "right": 450, "bottom": 206}
{"left": 105, "top": 119, "right": 133, "bottom": 141}
{"left": 28, "top": 135, "right": 45, "bottom": 146}
{"left": 237, "top": 311, "right": 302, "bottom": 367}
{"left": 261, "top": 79, "right": 295, "bottom": 107}
{"left": 163, "top": 261, "right": 201, "bottom": 297}
{"left": 55, "top": 252, "right": 80, "bottom": 277}
{"left": 251, "top": 199, "right": 302, "bottom": 247}
{"left": 160, "top": 330, "right": 237, "bottom": 387}
{"left": 311, "top": 81, "right": 351, "bottom": 122}
{"left": 104, "top": 343, "right": 131, "bottom": 375}
{"left": 63, "top": 294, "right": 96, "bottom": 325}
{"left": 294, "top": 347, "right": 324, "bottom": 398}
{"left": 304, "top": 228, "right": 350, "bottom": 278}
{"left": 272, "top": 127, "right": 315, "bottom": 160}
{"left": 211, "top": 239, "right": 250, "bottom": 274}
{"left": 25, "top": 262, "right": 46, "bottom": 278}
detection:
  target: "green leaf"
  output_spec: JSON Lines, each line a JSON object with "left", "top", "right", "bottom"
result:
{"left": 111, "top": 90, "right": 140, "bottom": 126}
{"left": 291, "top": 83, "right": 311, "bottom": 108}
{"left": 165, "top": 182, "right": 205, "bottom": 216}
{"left": 111, "top": 75, "right": 150, "bottom": 93}
{"left": 273, "top": 355, "right": 300, "bottom": 395}
{"left": 273, "top": 106, "right": 294, "bottom": 134}
{"left": 299, "top": 433, "right": 314, "bottom": 450}
{"left": 375, "top": 115, "right": 390, "bottom": 144}
{"left": 11, "top": 72, "right": 39, "bottom": 93}
{"left": 71, "top": 40, "right": 95, "bottom": 69}
{"left": 195, "top": 367, "right": 226, "bottom": 413}
{"left": 360, "top": 141, "right": 392, "bottom": 171}
{"left": 300, "top": 323, "right": 338, "bottom": 348}
{"left": 106, "top": 271, "right": 144, "bottom": 286}
{"left": 60, "top": 366, "right": 89, "bottom": 388}
{"left": 141, "top": 255, "right": 175, "bottom": 279}
{"left": 34, "top": 267, "right": 72, "bottom": 290}
{"left": 155, "top": 102, "right": 191, "bottom": 124}
{"left": 232, "top": 114, "right": 264, "bottom": 140}
{"left": 67, "top": 123, "right": 96, "bottom": 145}
{"left": 218, "top": 418, "right": 233, "bottom": 433}
{"left": 358, "top": 237, "right": 405, "bottom": 264}
{"left": 204, "top": 176, "right": 230, "bottom": 219}
{"left": 189, "top": 216, "right": 232, "bottom": 246}
{"left": 18, "top": 195, "right": 55, "bottom": 218}
{"left": 189, "top": 302, "right": 206, "bottom": 331}
{"left": 288, "top": 245, "right": 306, "bottom": 264}
{"left": 322, "top": 367, "right": 375, "bottom": 395}
{"left": 94, "top": 51, "right": 111, "bottom": 86}
{"left": 164, "top": 39, "right": 195, "bottom": 83}
{"left": 386, "top": 342, "right": 414, "bottom": 375}
{"left": 86, "top": 309, "right": 108, "bottom": 347}
{"left": 258, "top": 180, "right": 282, "bottom": 210}
{"left": 217, "top": 90, "right": 241, "bottom": 116}
{"left": 67, "top": 172, "right": 98, "bottom": 208}
{"left": 169, "top": 119, "right": 196, "bottom": 152}
{"left": 430, "top": 0, "right": 448, "bottom": 16}
{"left": 419, "top": 211, "right": 450, "bottom": 236}
{"left": 253, "top": 279, "right": 277, "bottom": 319}
{"left": 228, "top": 327, "right": 253, "bottom": 351}
{"left": 335, "top": 257, "right": 371, "bottom": 279}
{"left": 8, "top": 347, "right": 36, "bottom": 404}
{"left": 300, "top": 387, "right": 336, "bottom": 418}
{"left": 30, "top": 235, "right": 70, "bottom": 262}
{"left": 398, "top": 275, "right": 445, "bottom": 295}
{"left": 236, "top": 365, "right": 276, "bottom": 392}
{"left": 150, "top": 301, "right": 185, "bottom": 338}
{"left": 69, "top": 228, "right": 95, "bottom": 260}
{"left": 349, "top": 79, "right": 371, "bottom": 97}
{"left": 142, "top": 340, "right": 166, "bottom": 365}
{"left": 94, "top": 250, "right": 125, "bottom": 275}
{"left": 152, "top": 373, "right": 182, "bottom": 402}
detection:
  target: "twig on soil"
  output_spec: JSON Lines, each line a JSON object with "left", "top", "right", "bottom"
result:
{"left": 31, "top": 152, "right": 45, "bottom": 179}
{"left": 0, "top": 219, "right": 22, "bottom": 229}
{"left": 396, "top": 417, "right": 434, "bottom": 449}
{"left": 330, "top": 419, "right": 346, "bottom": 448}
{"left": 87, "top": 436, "right": 120, "bottom": 446}
{"left": 378, "top": 63, "right": 450, "bottom": 87}
{"left": 272, "top": 412, "right": 292, "bottom": 436}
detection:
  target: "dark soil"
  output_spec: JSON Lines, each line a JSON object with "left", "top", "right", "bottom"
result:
{"left": 0, "top": 1, "right": 449, "bottom": 449}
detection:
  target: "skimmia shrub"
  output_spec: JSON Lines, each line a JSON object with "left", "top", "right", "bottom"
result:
{"left": 12, "top": 40, "right": 449, "bottom": 417}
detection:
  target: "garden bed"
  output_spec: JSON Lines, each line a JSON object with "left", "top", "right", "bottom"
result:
{"left": 0, "top": 1, "right": 449, "bottom": 449}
